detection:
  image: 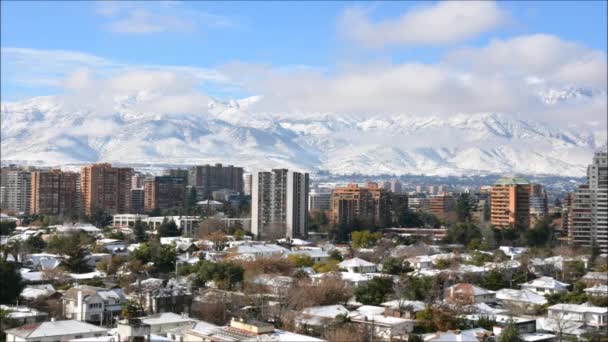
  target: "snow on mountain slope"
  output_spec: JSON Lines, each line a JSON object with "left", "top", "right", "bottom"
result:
{"left": 1, "top": 95, "right": 605, "bottom": 176}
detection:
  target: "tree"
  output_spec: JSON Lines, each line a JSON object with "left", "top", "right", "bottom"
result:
{"left": 0, "top": 259, "right": 25, "bottom": 304}
{"left": 288, "top": 254, "right": 314, "bottom": 267}
{"left": 158, "top": 218, "right": 180, "bottom": 237}
{"left": 206, "top": 231, "right": 227, "bottom": 251}
{"left": 0, "top": 221, "right": 17, "bottom": 235}
{"left": 25, "top": 235, "right": 46, "bottom": 253}
{"left": 478, "top": 269, "right": 509, "bottom": 291}
{"left": 354, "top": 277, "right": 393, "bottom": 305}
{"left": 525, "top": 217, "right": 553, "bottom": 247}
{"left": 455, "top": 193, "right": 477, "bottom": 223}
{"left": 287, "top": 275, "right": 352, "bottom": 310}
{"left": 198, "top": 218, "right": 223, "bottom": 239}
{"left": 154, "top": 244, "right": 177, "bottom": 274}
{"left": 351, "top": 230, "right": 382, "bottom": 249}
{"left": 445, "top": 222, "right": 482, "bottom": 245}
{"left": 122, "top": 300, "right": 143, "bottom": 319}
{"left": 187, "top": 187, "right": 198, "bottom": 212}
{"left": 499, "top": 320, "right": 521, "bottom": 342}
{"left": 195, "top": 260, "right": 244, "bottom": 290}
{"left": 382, "top": 257, "right": 412, "bottom": 275}
{"left": 48, "top": 233, "right": 91, "bottom": 273}
{"left": 90, "top": 209, "right": 112, "bottom": 228}
{"left": 233, "top": 229, "right": 245, "bottom": 241}
{"left": 133, "top": 219, "right": 148, "bottom": 243}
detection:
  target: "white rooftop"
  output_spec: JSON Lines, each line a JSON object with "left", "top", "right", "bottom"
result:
{"left": 496, "top": 289, "right": 548, "bottom": 305}
{"left": 338, "top": 257, "right": 376, "bottom": 268}
{"left": 139, "top": 312, "right": 199, "bottom": 325}
{"left": 6, "top": 320, "right": 107, "bottom": 338}
{"left": 521, "top": 276, "right": 569, "bottom": 290}
{"left": 548, "top": 303, "right": 608, "bottom": 314}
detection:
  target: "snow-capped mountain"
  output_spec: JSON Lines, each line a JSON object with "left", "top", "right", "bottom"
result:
{"left": 1, "top": 95, "right": 605, "bottom": 177}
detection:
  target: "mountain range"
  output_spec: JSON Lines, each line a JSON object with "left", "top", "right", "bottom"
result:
{"left": 1, "top": 90, "right": 605, "bottom": 177}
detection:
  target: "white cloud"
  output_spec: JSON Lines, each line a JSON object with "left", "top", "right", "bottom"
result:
{"left": 95, "top": 2, "right": 235, "bottom": 34}
{"left": 447, "top": 34, "right": 607, "bottom": 89}
{"left": 339, "top": 1, "right": 505, "bottom": 48}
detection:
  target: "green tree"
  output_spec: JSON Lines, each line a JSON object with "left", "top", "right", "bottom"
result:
{"left": 187, "top": 187, "right": 198, "bottom": 213}
{"left": 48, "top": 233, "right": 91, "bottom": 273}
{"left": 194, "top": 260, "right": 244, "bottom": 290}
{"left": 328, "top": 249, "right": 343, "bottom": 261}
{"left": 0, "top": 221, "right": 17, "bottom": 235}
{"left": 158, "top": 218, "right": 180, "bottom": 237}
{"left": 354, "top": 277, "right": 393, "bottom": 305}
{"left": 90, "top": 209, "right": 112, "bottom": 228}
{"left": 445, "top": 222, "right": 482, "bottom": 245}
{"left": 153, "top": 244, "right": 177, "bottom": 274}
{"left": 455, "top": 193, "right": 477, "bottom": 223}
{"left": 381, "top": 257, "right": 412, "bottom": 275}
{"left": 233, "top": 229, "right": 245, "bottom": 241}
{"left": 397, "top": 276, "right": 434, "bottom": 301}
{"left": 133, "top": 219, "right": 148, "bottom": 243}
{"left": 0, "top": 259, "right": 25, "bottom": 304}
{"left": 25, "top": 235, "right": 46, "bottom": 253}
{"left": 351, "top": 230, "right": 381, "bottom": 249}
{"left": 121, "top": 300, "right": 143, "bottom": 319}
{"left": 525, "top": 217, "right": 553, "bottom": 247}
{"left": 479, "top": 269, "right": 509, "bottom": 291}
{"left": 499, "top": 320, "right": 521, "bottom": 342}
{"left": 288, "top": 254, "right": 314, "bottom": 267}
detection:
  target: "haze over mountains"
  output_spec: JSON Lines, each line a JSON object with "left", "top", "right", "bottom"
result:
{"left": 1, "top": 87, "right": 605, "bottom": 177}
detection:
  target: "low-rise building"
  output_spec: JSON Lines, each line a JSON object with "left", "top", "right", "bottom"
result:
{"left": 5, "top": 320, "right": 108, "bottom": 342}
{"left": 444, "top": 283, "right": 495, "bottom": 305}
{"left": 0, "top": 305, "right": 48, "bottom": 327}
{"left": 138, "top": 312, "right": 199, "bottom": 335}
{"left": 184, "top": 317, "right": 323, "bottom": 342}
{"left": 63, "top": 285, "right": 126, "bottom": 325}
{"left": 338, "top": 258, "right": 377, "bottom": 273}
{"left": 547, "top": 303, "right": 608, "bottom": 329}
{"left": 520, "top": 276, "right": 569, "bottom": 295}
{"left": 495, "top": 289, "right": 547, "bottom": 313}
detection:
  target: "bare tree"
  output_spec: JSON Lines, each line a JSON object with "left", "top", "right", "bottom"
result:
{"left": 198, "top": 218, "right": 224, "bottom": 239}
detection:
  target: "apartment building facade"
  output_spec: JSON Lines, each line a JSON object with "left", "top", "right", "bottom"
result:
{"left": 30, "top": 169, "right": 79, "bottom": 216}
{"left": 330, "top": 183, "right": 390, "bottom": 228}
{"left": 251, "top": 169, "right": 309, "bottom": 240}
{"left": 187, "top": 164, "right": 244, "bottom": 200}
{"left": 490, "top": 177, "right": 531, "bottom": 229}
{"left": 429, "top": 194, "right": 455, "bottom": 220}
{"left": 143, "top": 176, "right": 187, "bottom": 213}
{"left": 570, "top": 152, "right": 608, "bottom": 253}
{"left": 1, "top": 170, "right": 32, "bottom": 214}
{"left": 80, "top": 163, "right": 133, "bottom": 216}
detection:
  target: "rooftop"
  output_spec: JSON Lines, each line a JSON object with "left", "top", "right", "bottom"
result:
{"left": 6, "top": 320, "right": 107, "bottom": 338}
{"left": 494, "top": 177, "right": 530, "bottom": 186}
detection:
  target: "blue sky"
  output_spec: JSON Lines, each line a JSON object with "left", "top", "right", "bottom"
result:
{"left": 1, "top": 1, "right": 607, "bottom": 125}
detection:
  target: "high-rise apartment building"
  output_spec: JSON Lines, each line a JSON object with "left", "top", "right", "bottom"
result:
{"left": 490, "top": 177, "right": 531, "bottom": 229}
{"left": 330, "top": 183, "right": 390, "bottom": 227}
{"left": 30, "top": 169, "right": 79, "bottom": 216}
{"left": 2, "top": 170, "right": 32, "bottom": 214}
{"left": 131, "top": 174, "right": 145, "bottom": 189}
{"left": 163, "top": 168, "right": 189, "bottom": 180}
{"left": 529, "top": 183, "right": 548, "bottom": 225}
{"left": 429, "top": 194, "right": 455, "bottom": 220}
{"left": 390, "top": 179, "right": 402, "bottom": 194}
{"left": 130, "top": 188, "right": 145, "bottom": 214}
{"left": 188, "top": 164, "right": 244, "bottom": 200}
{"left": 309, "top": 190, "right": 331, "bottom": 212}
{"left": 244, "top": 174, "right": 252, "bottom": 196}
{"left": 80, "top": 163, "right": 133, "bottom": 216}
{"left": 251, "top": 169, "right": 309, "bottom": 240}
{"left": 143, "top": 176, "right": 187, "bottom": 213}
{"left": 570, "top": 152, "right": 608, "bottom": 253}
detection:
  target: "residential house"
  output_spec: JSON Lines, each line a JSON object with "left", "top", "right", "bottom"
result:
{"left": 380, "top": 300, "right": 426, "bottom": 319}
{"left": 495, "top": 289, "right": 547, "bottom": 313}
{"left": 4, "top": 320, "right": 108, "bottom": 342}
{"left": 444, "top": 283, "right": 496, "bottom": 305}
{"left": 520, "top": 277, "right": 569, "bottom": 295}
{"left": 421, "top": 328, "right": 491, "bottom": 342}
{"left": 0, "top": 305, "right": 48, "bottom": 328}
{"left": 584, "top": 284, "right": 608, "bottom": 298}
{"left": 547, "top": 303, "right": 608, "bottom": 329}
{"left": 138, "top": 312, "right": 199, "bottom": 335}
{"left": 63, "top": 285, "right": 126, "bottom": 325}
{"left": 338, "top": 258, "right": 377, "bottom": 273}
{"left": 183, "top": 317, "right": 323, "bottom": 342}
{"left": 348, "top": 305, "right": 415, "bottom": 340}
{"left": 581, "top": 272, "right": 608, "bottom": 287}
